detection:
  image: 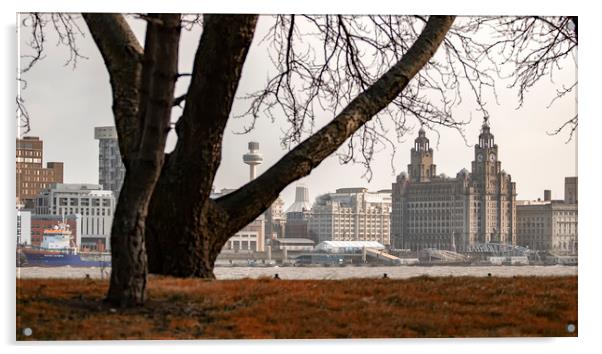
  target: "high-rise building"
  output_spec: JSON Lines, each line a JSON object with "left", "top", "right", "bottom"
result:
{"left": 308, "top": 188, "right": 392, "bottom": 245}
{"left": 34, "top": 183, "right": 116, "bottom": 251}
{"left": 94, "top": 127, "right": 125, "bottom": 197}
{"left": 517, "top": 179, "right": 578, "bottom": 255}
{"left": 391, "top": 119, "right": 517, "bottom": 252}
{"left": 16, "top": 136, "right": 63, "bottom": 208}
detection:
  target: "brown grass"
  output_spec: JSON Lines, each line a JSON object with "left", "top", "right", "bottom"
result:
{"left": 16, "top": 275, "right": 577, "bottom": 340}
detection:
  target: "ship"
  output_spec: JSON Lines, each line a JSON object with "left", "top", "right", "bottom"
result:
{"left": 17, "top": 222, "right": 111, "bottom": 267}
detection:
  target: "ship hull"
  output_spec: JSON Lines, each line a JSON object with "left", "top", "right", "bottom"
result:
{"left": 20, "top": 251, "right": 111, "bottom": 267}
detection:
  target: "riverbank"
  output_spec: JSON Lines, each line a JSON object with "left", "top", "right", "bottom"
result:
{"left": 16, "top": 265, "right": 578, "bottom": 279}
{"left": 17, "top": 275, "right": 577, "bottom": 340}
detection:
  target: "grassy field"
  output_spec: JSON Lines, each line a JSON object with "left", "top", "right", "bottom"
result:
{"left": 16, "top": 275, "right": 577, "bottom": 340}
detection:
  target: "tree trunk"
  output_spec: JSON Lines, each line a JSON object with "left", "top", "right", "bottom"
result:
{"left": 146, "top": 15, "right": 258, "bottom": 278}
{"left": 85, "top": 13, "right": 182, "bottom": 306}
{"left": 106, "top": 162, "right": 156, "bottom": 305}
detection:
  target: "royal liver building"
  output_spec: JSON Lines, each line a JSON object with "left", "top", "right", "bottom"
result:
{"left": 391, "top": 119, "right": 517, "bottom": 252}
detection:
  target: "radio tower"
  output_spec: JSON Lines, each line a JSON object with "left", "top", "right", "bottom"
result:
{"left": 243, "top": 141, "right": 263, "bottom": 181}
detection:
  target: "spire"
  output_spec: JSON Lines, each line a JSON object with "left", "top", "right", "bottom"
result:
{"left": 414, "top": 125, "right": 429, "bottom": 152}
{"left": 482, "top": 116, "right": 490, "bottom": 129}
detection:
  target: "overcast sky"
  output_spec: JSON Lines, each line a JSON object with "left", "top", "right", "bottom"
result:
{"left": 18, "top": 15, "right": 577, "bottom": 209}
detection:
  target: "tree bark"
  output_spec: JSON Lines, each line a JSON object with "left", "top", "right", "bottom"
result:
{"left": 146, "top": 15, "right": 258, "bottom": 278}
{"left": 85, "top": 13, "right": 181, "bottom": 306}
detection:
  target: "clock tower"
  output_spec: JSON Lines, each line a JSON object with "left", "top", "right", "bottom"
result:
{"left": 472, "top": 117, "right": 500, "bottom": 178}
{"left": 469, "top": 117, "right": 516, "bottom": 245}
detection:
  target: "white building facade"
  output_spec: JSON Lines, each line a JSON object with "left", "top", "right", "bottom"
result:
{"left": 16, "top": 210, "right": 31, "bottom": 246}
{"left": 517, "top": 180, "right": 578, "bottom": 255}
{"left": 34, "top": 183, "right": 116, "bottom": 250}
{"left": 308, "top": 188, "right": 392, "bottom": 245}
{"left": 212, "top": 188, "right": 265, "bottom": 253}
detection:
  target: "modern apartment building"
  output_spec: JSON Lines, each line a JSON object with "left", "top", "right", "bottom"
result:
{"left": 34, "top": 183, "right": 116, "bottom": 251}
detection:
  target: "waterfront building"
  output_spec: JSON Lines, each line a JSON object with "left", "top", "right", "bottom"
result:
{"left": 315, "top": 240, "right": 386, "bottom": 253}
{"left": 391, "top": 119, "right": 517, "bottom": 252}
{"left": 271, "top": 238, "right": 315, "bottom": 251}
{"left": 517, "top": 179, "right": 578, "bottom": 255}
{"left": 16, "top": 136, "right": 63, "bottom": 208}
{"left": 223, "top": 218, "right": 265, "bottom": 253}
{"left": 94, "top": 127, "right": 126, "bottom": 197}
{"left": 212, "top": 188, "right": 265, "bottom": 253}
{"left": 308, "top": 188, "right": 391, "bottom": 245}
{"left": 33, "top": 183, "right": 115, "bottom": 251}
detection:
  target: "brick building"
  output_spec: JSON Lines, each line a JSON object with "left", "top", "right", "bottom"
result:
{"left": 16, "top": 136, "right": 63, "bottom": 208}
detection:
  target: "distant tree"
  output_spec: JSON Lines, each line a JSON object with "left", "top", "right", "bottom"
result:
{"left": 19, "top": 14, "right": 576, "bottom": 307}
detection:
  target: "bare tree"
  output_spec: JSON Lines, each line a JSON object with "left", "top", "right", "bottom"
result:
{"left": 143, "top": 15, "right": 456, "bottom": 278}
{"left": 18, "top": 14, "right": 576, "bottom": 306}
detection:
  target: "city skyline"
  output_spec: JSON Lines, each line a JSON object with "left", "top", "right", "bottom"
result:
{"left": 18, "top": 15, "right": 577, "bottom": 211}
{"left": 8, "top": 6, "right": 590, "bottom": 346}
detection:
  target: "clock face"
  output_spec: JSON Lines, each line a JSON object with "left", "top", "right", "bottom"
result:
{"left": 489, "top": 153, "right": 496, "bottom": 162}
{"left": 477, "top": 153, "right": 483, "bottom": 162}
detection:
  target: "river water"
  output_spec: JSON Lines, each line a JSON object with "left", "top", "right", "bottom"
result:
{"left": 16, "top": 265, "right": 577, "bottom": 280}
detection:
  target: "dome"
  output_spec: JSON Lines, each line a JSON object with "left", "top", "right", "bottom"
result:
{"left": 457, "top": 168, "right": 469, "bottom": 177}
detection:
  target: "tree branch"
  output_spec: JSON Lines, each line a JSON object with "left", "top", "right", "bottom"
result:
{"left": 82, "top": 13, "right": 144, "bottom": 163}
{"left": 216, "top": 15, "right": 456, "bottom": 239}
{"left": 165, "top": 15, "right": 258, "bottom": 200}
